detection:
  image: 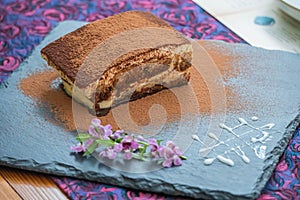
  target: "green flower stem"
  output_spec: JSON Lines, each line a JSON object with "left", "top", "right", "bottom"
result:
{"left": 132, "top": 153, "right": 149, "bottom": 161}
{"left": 95, "top": 139, "right": 115, "bottom": 147}
{"left": 76, "top": 133, "right": 90, "bottom": 143}
{"left": 138, "top": 141, "right": 149, "bottom": 146}
{"left": 83, "top": 141, "right": 98, "bottom": 156}
{"left": 180, "top": 155, "right": 187, "bottom": 160}
{"left": 138, "top": 144, "right": 148, "bottom": 158}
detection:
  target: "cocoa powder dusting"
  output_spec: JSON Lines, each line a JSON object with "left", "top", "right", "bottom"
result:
{"left": 19, "top": 42, "right": 239, "bottom": 132}
{"left": 19, "top": 70, "right": 77, "bottom": 130}
{"left": 19, "top": 69, "right": 235, "bottom": 132}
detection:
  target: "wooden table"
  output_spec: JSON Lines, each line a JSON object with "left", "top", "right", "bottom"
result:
{"left": 0, "top": 166, "right": 68, "bottom": 200}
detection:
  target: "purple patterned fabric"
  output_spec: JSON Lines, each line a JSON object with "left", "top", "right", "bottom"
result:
{"left": 0, "top": 0, "right": 244, "bottom": 83}
{"left": 0, "top": 0, "right": 299, "bottom": 199}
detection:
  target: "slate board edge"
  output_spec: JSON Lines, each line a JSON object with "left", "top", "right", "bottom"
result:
{"left": 0, "top": 113, "right": 299, "bottom": 200}
{"left": 254, "top": 113, "right": 300, "bottom": 198}
{"left": 0, "top": 58, "right": 299, "bottom": 199}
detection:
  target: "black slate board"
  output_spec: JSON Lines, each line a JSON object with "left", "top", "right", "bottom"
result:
{"left": 0, "top": 21, "right": 300, "bottom": 200}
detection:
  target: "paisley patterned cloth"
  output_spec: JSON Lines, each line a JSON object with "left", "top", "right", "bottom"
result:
{"left": 1, "top": 0, "right": 299, "bottom": 199}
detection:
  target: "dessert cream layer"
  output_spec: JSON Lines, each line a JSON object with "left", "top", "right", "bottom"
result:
{"left": 62, "top": 68, "right": 188, "bottom": 110}
{"left": 59, "top": 44, "right": 192, "bottom": 111}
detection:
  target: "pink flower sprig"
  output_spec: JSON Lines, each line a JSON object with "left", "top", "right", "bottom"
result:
{"left": 70, "top": 118, "right": 187, "bottom": 168}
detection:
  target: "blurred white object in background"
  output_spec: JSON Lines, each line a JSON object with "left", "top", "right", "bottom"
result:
{"left": 193, "top": 0, "right": 300, "bottom": 53}
{"left": 278, "top": 0, "right": 300, "bottom": 22}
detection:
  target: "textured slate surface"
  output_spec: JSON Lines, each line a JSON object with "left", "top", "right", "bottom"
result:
{"left": 0, "top": 21, "right": 299, "bottom": 199}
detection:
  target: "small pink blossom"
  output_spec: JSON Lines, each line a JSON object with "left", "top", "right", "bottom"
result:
{"left": 173, "top": 155, "right": 183, "bottom": 166}
{"left": 113, "top": 143, "right": 123, "bottom": 153}
{"left": 101, "top": 124, "right": 113, "bottom": 139}
{"left": 148, "top": 138, "right": 159, "bottom": 152}
{"left": 160, "top": 146, "right": 175, "bottom": 160}
{"left": 91, "top": 118, "right": 101, "bottom": 126}
{"left": 166, "top": 141, "right": 176, "bottom": 149}
{"left": 124, "top": 151, "right": 133, "bottom": 160}
{"left": 70, "top": 138, "right": 93, "bottom": 153}
{"left": 89, "top": 118, "right": 113, "bottom": 139}
{"left": 110, "top": 129, "right": 124, "bottom": 140}
{"left": 100, "top": 148, "right": 117, "bottom": 160}
{"left": 157, "top": 141, "right": 183, "bottom": 167}
{"left": 173, "top": 146, "right": 183, "bottom": 156}
{"left": 85, "top": 138, "right": 93, "bottom": 148}
{"left": 70, "top": 143, "right": 86, "bottom": 152}
{"left": 162, "top": 158, "right": 173, "bottom": 168}
{"left": 121, "top": 136, "right": 139, "bottom": 151}
{"left": 88, "top": 125, "right": 98, "bottom": 137}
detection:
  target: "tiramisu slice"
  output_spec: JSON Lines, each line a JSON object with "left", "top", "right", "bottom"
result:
{"left": 41, "top": 11, "right": 192, "bottom": 115}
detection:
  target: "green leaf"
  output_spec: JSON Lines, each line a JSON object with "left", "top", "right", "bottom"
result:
{"left": 95, "top": 139, "right": 115, "bottom": 147}
{"left": 76, "top": 133, "right": 90, "bottom": 143}
{"left": 157, "top": 140, "right": 162, "bottom": 146}
{"left": 115, "top": 138, "right": 123, "bottom": 143}
{"left": 83, "top": 141, "right": 98, "bottom": 156}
